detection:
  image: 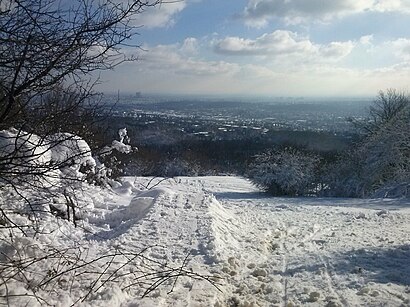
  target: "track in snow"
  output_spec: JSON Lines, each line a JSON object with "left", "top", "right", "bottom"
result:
{"left": 110, "top": 176, "right": 410, "bottom": 307}
{"left": 196, "top": 176, "right": 410, "bottom": 307}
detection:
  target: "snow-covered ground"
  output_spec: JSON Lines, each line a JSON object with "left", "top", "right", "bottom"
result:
{"left": 1, "top": 176, "right": 409, "bottom": 306}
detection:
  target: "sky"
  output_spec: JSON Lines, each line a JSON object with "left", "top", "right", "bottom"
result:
{"left": 98, "top": 0, "right": 410, "bottom": 97}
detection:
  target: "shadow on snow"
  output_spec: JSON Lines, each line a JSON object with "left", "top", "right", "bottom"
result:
{"left": 287, "top": 244, "right": 410, "bottom": 286}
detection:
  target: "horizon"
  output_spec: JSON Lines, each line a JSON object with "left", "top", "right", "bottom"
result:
{"left": 102, "top": 91, "right": 375, "bottom": 102}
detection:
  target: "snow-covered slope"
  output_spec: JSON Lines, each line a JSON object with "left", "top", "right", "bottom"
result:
{"left": 1, "top": 176, "right": 409, "bottom": 306}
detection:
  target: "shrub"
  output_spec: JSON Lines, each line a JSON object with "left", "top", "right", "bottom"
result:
{"left": 248, "top": 147, "right": 320, "bottom": 196}
{"left": 326, "top": 89, "right": 410, "bottom": 198}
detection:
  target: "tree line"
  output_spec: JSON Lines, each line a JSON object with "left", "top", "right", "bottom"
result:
{"left": 248, "top": 89, "right": 410, "bottom": 198}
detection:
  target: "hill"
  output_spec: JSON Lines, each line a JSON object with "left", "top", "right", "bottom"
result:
{"left": 1, "top": 176, "right": 409, "bottom": 306}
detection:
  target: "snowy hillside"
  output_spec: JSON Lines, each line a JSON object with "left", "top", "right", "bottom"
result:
{"left": 1, "top": 176, "right": 409, "bottom": 306}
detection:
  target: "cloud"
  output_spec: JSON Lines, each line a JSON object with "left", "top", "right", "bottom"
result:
{"left": 214, "top": 31, "right": 315, "bottom": 56}
{"left": 359, "top": 35, "right": 374, "bottom": 45}
{"left": 374, "top": 0, "right": 410, "bottom": 12}
{"left": 139, "top": 43, "right": 239, "bottom": 76}
{"left": 241, "top": 0, "right": 410, "bottom": 27}
{"left": 98, "top": 35, "right": 410, "bottom": 96}
{"left": 180, "top": 37, "right": 199, "bottom": 56}
{"left": 100, "top": 55, "right": 410, "bottom": 96}
{"left": 320, "top": 41, "right": 355, "bottom": 58}
{"left": 134, "top": 1, "right": 187, "bottom": 28}
{"left": 214, "top": 30, "right": 354, "bottom": 62}
{"left": 391, "top": 38, "right": 410, "bottom": 61}
{"left": 241, "top": 0, "right": 372, "bottom": 27}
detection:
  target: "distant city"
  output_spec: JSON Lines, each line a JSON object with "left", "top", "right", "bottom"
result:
{"left": 104, "top": 94, "right": 371, "bottom": 140}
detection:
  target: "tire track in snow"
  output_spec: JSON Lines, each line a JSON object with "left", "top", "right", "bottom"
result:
{"left": 272, "top": 220, "right": 289, "bottom": 307}
{"left": 281, "top": 234, "right": 289, "bottom": 307}
{"left": 280, "top": 209, "right": 347, "bottom": 306}
{"left": 188, "top": 178, "right": 410, "bottom": 307}
{"left": 294, "top": 213, "right": 348, "bottom": 306}
{"left": 272, "top": 213, "right": 326, "bottom": 306}
{"left": 271, "top": 217, "right": 312, "bottom": 305}
{"left": 313, "top": 245, "right": 349, "bottom": 307}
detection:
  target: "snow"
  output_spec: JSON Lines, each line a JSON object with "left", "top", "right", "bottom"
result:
{"left": 99, "top": 128, "right": 133, "bottom": 156}
{"left": 111, "top": 140, "right": 132, "bottom": 154}
{"left": 0, "top": 128, "right": 52, "bottom": 166}
{"left": 46, "top": 132, "right": 96, "bottom": 181}
{"left": 0, "top": 129, "right": 96, "bottom": 183}
{"left": 111, "top": 128, "right": 133, "bottom": 154}
{"left": 1, "top": 176, "right": 409, "bottom": 306}
{"left": 46, "top": 132, "right": 96, "bottom": 169}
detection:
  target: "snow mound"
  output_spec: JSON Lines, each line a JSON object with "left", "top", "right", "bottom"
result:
{"left": 207, "top": 195, "right": 243, "bottom": 262}
{"left": 0, "top": 129, "right": 96, "bottom": 183}
{"left": 111, "top": 140, "right": 132, "bottom": 154}
{"left": 0, "top": 128, "right": 51, "bottom": 166}
{"left": 99, "top": 128, "right": 134, "bottom": 156}
{"left": 46, "top": 132, "right": 95, "bottom": 169}
{"left": 126, "top": 188, "right": 172, "bottom": 221}
{"left": 103, "top": 187, "right": 173, "bottom": 230}
{"left": 46, "top": 132, "right": 96, "bottom": 180}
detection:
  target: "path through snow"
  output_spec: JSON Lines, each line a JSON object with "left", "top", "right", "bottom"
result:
{"left": 102, "top": 176, "right": 410, "bottom": 307}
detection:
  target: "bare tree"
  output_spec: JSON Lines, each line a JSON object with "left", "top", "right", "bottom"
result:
{"left": 327, "top": 89, "right": 410, "bottom": 198}
{"left": 0, "top": 0, "right": 165, "bottom": 191}
{"left": 355, "top": 89, "right": 410, "bottom": 134}
{"left": 0, "top": 0, "right": 161, "bottom": 127}
{"left": 0, "top": 1, "right": 224, "bottom": 304}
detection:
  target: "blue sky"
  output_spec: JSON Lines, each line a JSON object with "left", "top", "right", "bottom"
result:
{"left": 98, "top": 0, "right": 410, "bottom": 97}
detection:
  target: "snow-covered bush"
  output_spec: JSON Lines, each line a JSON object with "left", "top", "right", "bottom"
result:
{"left": 359, "top": 106, "right": 410, "bottom": 197}
{"left": 0, "top": 128, "right": 52, "bottom": 170}
{"left": 248, "top": 147, "right": 321, "bottom": 196}
{"left": 156, "top": 158, "right": 198, "bottom": 177}
{"left": 0, "top": 128, "right": 97, "bottom": 186}
{"left": 0, "top": 126, "right": 137, "bottom": 189}
{"left": 92, "top": 128, "right": 136, "bottom": 185}
{"left": 325, "top": 89, "right": 410, "bottom": 198}
{"left": 320, "top": 150, "right": 366, "bottom": 197}
{"left": 46, "top": 132, "right": 96, "bottom": 181}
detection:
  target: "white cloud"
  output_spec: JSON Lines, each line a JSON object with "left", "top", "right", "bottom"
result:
{"left": 214, "top": 31, "right": 354, "bottom": 63}
{"left": 134, "top": 1, "right": 186, "bottom": 28}
{"left": 98, "top": 35, "right": 410, "bottom": 96}
{"left": 373, "top": 0, "right": 410, "bottom": 12}
{"left": 320, "top": 41, "right": 355, "bottom": 59}
{"left": 391, "top": 38, "right": 410, "bottom": 61}
{"left": 359, "top": 35, "right": 374, "bottom": 45}
{"left": 241, "top": 0, "right": 373, "bottom": 27}
{"left": 139, "top": 43, "right": 239, "bottom": 76}
{"left": 180, "top": 37, "right": 199, "bottom": 56}
{"left": 214, "top": 31, "right": 315, "bottom": 56}
{"left": 241, "top": 0, "right": 410, "bottom": 27}
{"left": 100, "top": 56, "right": 410, "bottom": 96}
